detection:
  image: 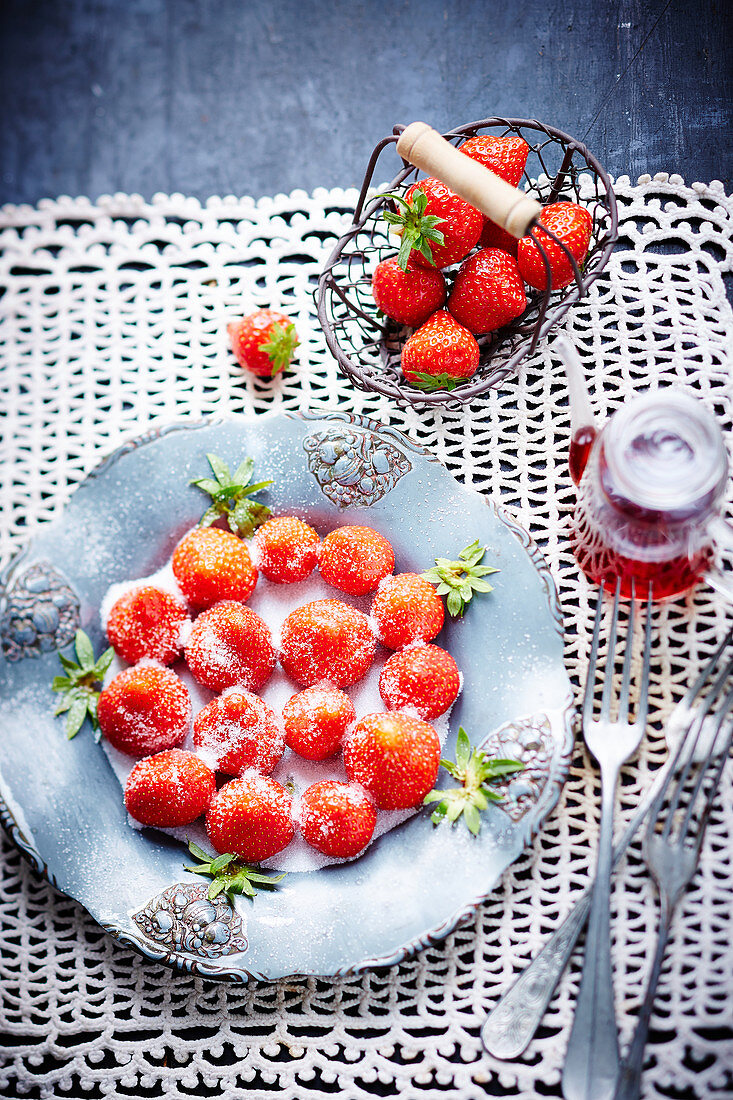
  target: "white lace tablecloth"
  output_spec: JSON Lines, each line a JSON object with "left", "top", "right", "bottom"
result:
{"left": 1, "top": 176, "right": 732, "bottom": 1099}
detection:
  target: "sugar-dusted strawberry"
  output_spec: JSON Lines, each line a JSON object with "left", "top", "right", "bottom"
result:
{"left": 460, "top": 133, "right": 530, "bottom": 188}
{"left": 193, "top": 688, "right": 285, "bottom": 775}
{"left": 379, "top": 643, "right": 461, "bottom": 720}
{"left": 370, "top": 572, "right": 444, "bottom": 650}
{"left": 319, "top": 525, "right": 395, "bottom": 596}
{"left": 401, "top": 310, "right": 480, "bottom": 392}
{"left": 124, "top": 749, "right": 216, "bottom": 828}
{"left": 97, "top": 665, "right": 191, "bottom": 756}
{"left": 282, "top": 685, "right": 356, "bottom": 761}
{"left": 343, "top": 712, "right": 441, "bottom": 810}
{"left": 227, "top": 309, "right": 300, "bottom": 377}
{"left": 517, "top": 201, "right": 593, "bottom": 291}
{"left": 279, "top": 599, "right": 377, "bottom": 688}
{"left": 172, "top": 526, "right": 258, "bottom": 610}
{"left": 206, "top": 772, "right": 294, "bottom": 862}
{"left": 252, "top": 515, "right": 320, "bottom": 584}
{"left": 185, "top": 601, "right": 276, "bottom": 694}
{"left": 447, "top": 248, "right": 527, "bottom": 334}
{"left": 298, "top": 781, "right": 377, "bottom": 858}
{"left": 105, "top": 585, "right": 189, "bottom": 666}
{"left": 371, "top": 255, "right": 447, "bottom": 327}
{"left": 385, "top": 179, "right": 483, "bottom": 270}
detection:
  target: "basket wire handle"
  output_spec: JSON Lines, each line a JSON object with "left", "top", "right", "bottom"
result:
{"left": 396, "top": 121, "right": 543, "bottom": 238}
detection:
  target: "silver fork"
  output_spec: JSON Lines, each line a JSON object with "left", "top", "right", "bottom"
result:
{"left": 613, "top": 675, "right": 733, "bottom": 1100}
{"left": 561, "top": 580, "right": 654, "bottom": 1100}
{"left": 482, "top": 628, "right": 733, "bottom": 1063}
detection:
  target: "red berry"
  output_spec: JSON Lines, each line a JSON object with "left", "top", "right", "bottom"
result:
{"left": 447, "top": 248, "right": 527, "bottom": 335}
{"left": 379, "top": 643, "right": 461, "bottom": 720}
{"left": 97, "top": 665, "right": 191, "bottom": 756}
{"left": 401, "top": 310, "right": 480, "bottom": 389}
{"left": 185, "top": 601, "right": 276, "bottom": 694}
{"left": 402, "top": 178, "right": 483, "bottom": 269}
{"left": 227, "top": 309, "right": 299, "bottom": 377}
{"left": 172, "top": 526, "right": 258, "bottom": 611}
{"left": 517, "top": 201, "right": 593, "bottom": 291}
{"left": 279, "top": 599, "right": 377, "bottom": 688}
{"left": 193, "top": 688, "right": 285, "bottom": 775}
{"left": 124, "top": 749, "right": 216, "bottom": 828}
{"left": 298, "top": 781, "right": 377, "bottom": 858}
{"left": 106, "top": 585, "right": 189, "bottom": 666}
{"left": 459, "top": 134, "right": 529, "bottom": 188}
{"left": 478, "top": 218, "right": 519, "bottom": 257}
{"left": 461, "top": 134, "right": 529, "bottom": 259}
{"left": 206, "top": 773, "right": 294, "bottom": 862}
{"left": 370, "top": 573, "right": 444, "bottom": 650}
{"left": 319, "top": 525, "right": 395, "bottom": 596}
{"left": 343, "top": 712, "right": 441, "bottom": 810}
{"left": 252, "top": 515, "right": 320, "bottom": 584}
{"left": 282, "top": 685, "right": 356, "bottom": 761}
{"left": 371, "top": 256, "right": 447, "bottom": 327}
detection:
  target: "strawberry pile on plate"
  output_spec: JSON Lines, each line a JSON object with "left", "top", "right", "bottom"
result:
{"left": 373, "top": 134, "right": 593, "bottom": 392}
{"left": 96, "top": 516, "right": 466, "bottom": 866}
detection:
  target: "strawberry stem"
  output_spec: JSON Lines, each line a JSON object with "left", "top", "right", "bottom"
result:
{"left": 184, "top": 841, "right": 286, "bottom": 903}
{"left": 422, "top": 540, "right": 499, "bottom": 616}
{"left": 190, "top": 453, "right": 274, "bottom": 537}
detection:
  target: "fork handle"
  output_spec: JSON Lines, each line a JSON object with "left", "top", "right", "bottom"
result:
{"left": 562, "top": 768, "right": 621, "bottom": 1100}
{"left": 613, "top": 896, "right": 673, "bottom": 1100}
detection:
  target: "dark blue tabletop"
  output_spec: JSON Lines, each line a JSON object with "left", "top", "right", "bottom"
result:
{"left": 1, "top": 0, "right": 730, "bottom": 207}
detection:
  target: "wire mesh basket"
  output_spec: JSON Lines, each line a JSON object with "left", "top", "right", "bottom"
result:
{"left": 316, "top": 117, "right": 618, "bottom": 408}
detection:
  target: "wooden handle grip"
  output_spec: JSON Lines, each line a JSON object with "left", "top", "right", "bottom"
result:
{"left": 396, "top": 121, "right": 541, "bottom": 239}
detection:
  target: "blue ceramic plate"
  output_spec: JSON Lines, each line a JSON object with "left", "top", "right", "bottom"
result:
{"left": 0, "top": 411, "right": 574, "bottom": 981}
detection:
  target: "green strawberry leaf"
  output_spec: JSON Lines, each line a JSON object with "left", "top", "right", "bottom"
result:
{"left": 410, "top": 372, "right": 462, "bottom": 393}
{"left": 422, "top": 540, "right": 500, "bottom": 616}
{"left": 258, "top": 322, "right": 300, "bottom": 375}
{"left": 50, "top": 630, "right": 113, "bottom": 740}
{"left": 191, "top": 454, "right": 274, "bottom": 537}
{"left": 184, "top": 841, "right": 286, "bottom": 905}
{"left": 423, "top": 727, "right": 523, "bottom": 834}
{"left": 377, "top": 189, "right": 445, "bottom": 270}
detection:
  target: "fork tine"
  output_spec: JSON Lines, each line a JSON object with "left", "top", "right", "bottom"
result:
{"left": 681, "top": 625, "right": 733, "bottom": 711}
{"left": 633, "top": 584, "right": 654, "bottom": 731}
{"left": 656, "top": 654, "right": 733, "bottom": 844}
{"left": 600, "top": 579, "right": 622, "bottom": 721}
{"left": 678, "top": 685, "right": 733, "bottom": 852}
{"left": 582, "top": 581, "right": 605, "bottom": 728}
{"left": 616, "top": 581, "right": 636, "bottom": 726}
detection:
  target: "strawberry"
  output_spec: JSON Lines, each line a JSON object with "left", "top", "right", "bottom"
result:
{"left": 282, "top": 685, "right": 356, "bottom": 761}
{"left": 124, "top": 749, "right": 216, "bottom": 828}
{"left": 97, "top": 665, "right": 191, "bottom": 756}
{"left": 379, "top": 643, "right": 461, "bottom": 720}
{"left": 343, "top": 712, "right": 441, "bottom": 810}
{"left": 370, "top": 572, "right": 444, "bottom": 650}
{"left": 298, "top": 781, "right": 377, "bottom": 859}
{"left": 185, "top": 601, "right": 276, "bottom": 694}
{"left": 460, "top": 135, "right": 530, "bottom": 258}
{"left": 384, "top": 178, "right": 483, "bottom": 270}
{"left": 172, "top": 526, "right": 258, "bottom": 611}
{"left": 206, "top": 772, "right": 294, "bottom": 862}
{"left": 279, "top": 599, "right": 377, "bottom": 688}
{"left": 227, "top": 309, "right": 299, "bottom": 377}
{"left": 447, "top": 248, "right": 527, "bottom": 334}
{"left": 401, "top": 310, "right": 480, "bottom": 392}
{"left": 252, "top": 515, "right": 320, "bottom": 584}
{"left": 319, "top": 525, "right": 395, "bottom": 596}
{"left": 105, "top": 585, "right": 189, "bottom": 666}
{"left": 371, "top": 256, "right": 447, "bottom": 327}
{"left": 517, "top": 201, "right": 593, "bottom": 291}
{"left": 193, "top": 688, "right": 285, "bottom": 776}
{"left": 459, "top": 134, "right": 530, "bottom": 188}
